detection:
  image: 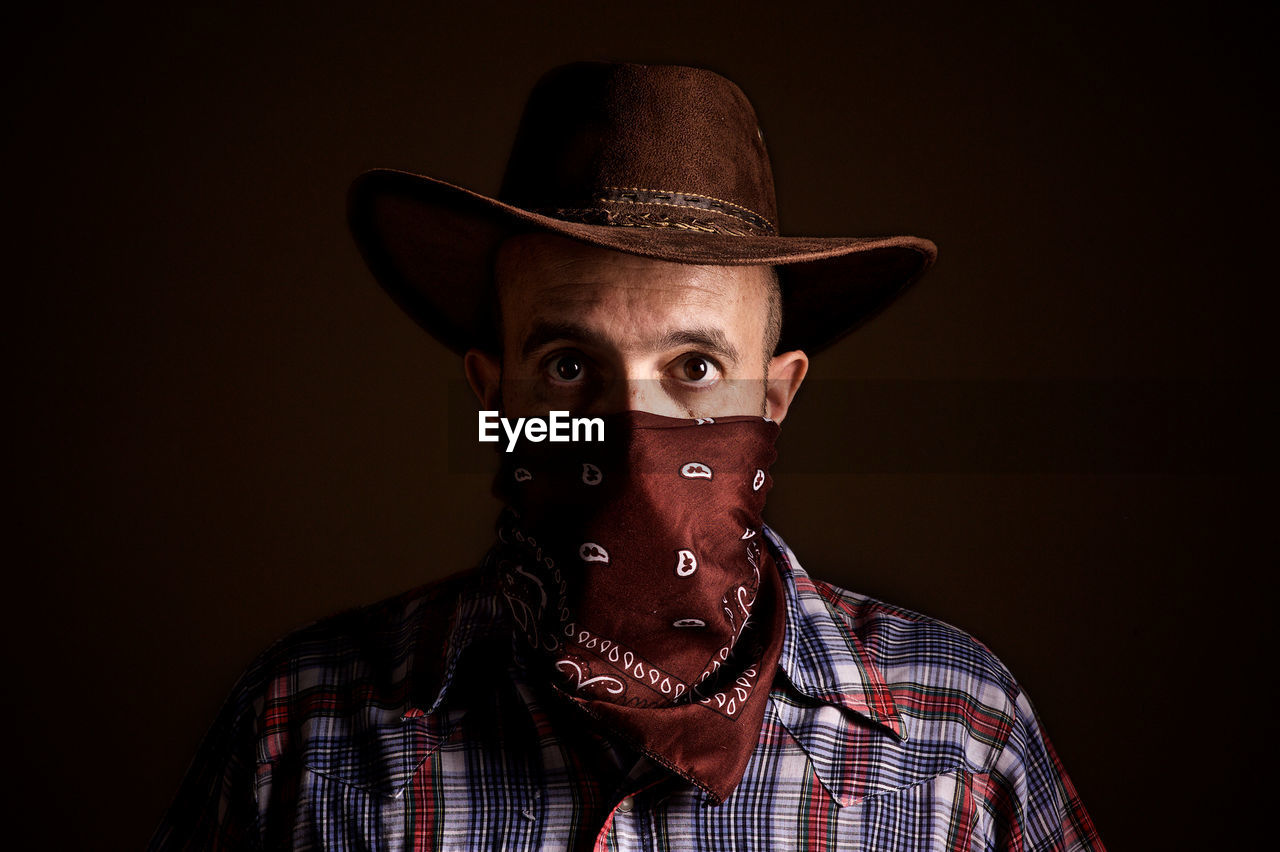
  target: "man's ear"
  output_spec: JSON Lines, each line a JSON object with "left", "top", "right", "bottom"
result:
{"left": 765, "top": 349, "right": 808, "bottom": 424}
{"left": 463, "top": 348, "right": 503, "bottom": 411}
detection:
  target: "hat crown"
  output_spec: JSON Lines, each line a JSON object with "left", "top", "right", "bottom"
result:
{"left": 499, "top": 62, "right": 779, "bottom": 236}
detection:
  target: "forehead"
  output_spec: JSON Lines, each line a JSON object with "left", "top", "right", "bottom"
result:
{"left": 493, "top": 234, "right": 771, "bottom": 346}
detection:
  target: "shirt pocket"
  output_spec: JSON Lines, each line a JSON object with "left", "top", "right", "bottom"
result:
{"left": 289, "top": 707, "right": 428, "bottom": 850}
{"left": 836, "top": 768, "right": 991, "bottom": 851}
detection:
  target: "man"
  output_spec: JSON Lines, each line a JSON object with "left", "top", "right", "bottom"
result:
{"left": 152, "top": 62, "right": 1103, "bottom": 850}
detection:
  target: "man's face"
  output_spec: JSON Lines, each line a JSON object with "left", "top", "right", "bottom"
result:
{"left": 464, "top": 234, "right": 808, "bottom": 422}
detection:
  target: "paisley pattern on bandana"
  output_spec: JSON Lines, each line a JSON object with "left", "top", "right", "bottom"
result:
{"left": 487, "top": 411, "right": 786, "bottom": 801}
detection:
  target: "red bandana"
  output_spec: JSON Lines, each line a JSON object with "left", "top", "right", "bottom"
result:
{"left": 490, "top": 411, "right": 786, "bottom": 801}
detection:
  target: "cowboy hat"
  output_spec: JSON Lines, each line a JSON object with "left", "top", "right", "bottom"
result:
{"left": 348, "top": 61, "right": 936, "bottom": 355}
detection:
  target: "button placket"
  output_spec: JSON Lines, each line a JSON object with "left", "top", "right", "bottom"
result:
{"left": 605, "top": 793, "right": 643, "bottom": 852}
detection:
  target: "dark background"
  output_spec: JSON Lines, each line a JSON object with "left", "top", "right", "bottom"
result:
{"left": 5, "top": 1, "right": 1274, "bottom": 848}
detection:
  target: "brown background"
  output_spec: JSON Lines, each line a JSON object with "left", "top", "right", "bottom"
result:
{"left": 5, "top": 1, "right": 1274, "bottom": 848}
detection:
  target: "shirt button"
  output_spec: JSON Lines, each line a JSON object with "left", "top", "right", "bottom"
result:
{"left": 617, "top": 795, "right": 635, "bottom": 813}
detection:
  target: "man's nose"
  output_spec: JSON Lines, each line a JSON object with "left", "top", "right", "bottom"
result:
{"left": 594, "top": 374, "right": 680, "bottom": 417}
{"left": 596, "top": 376, "right": 653, "bottom": 414}
{"left": 621, "top": 377, "right": 659, "bottom": 414}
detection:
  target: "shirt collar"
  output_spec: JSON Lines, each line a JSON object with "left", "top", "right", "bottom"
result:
{"left": 765, "top": 525, "right": 904, "bottom": 739}
{"left": 762, "top": 526, "right": 906, "bottom": 807}
{"left": 420, "top": 567, "right": 511, "bottom": 717}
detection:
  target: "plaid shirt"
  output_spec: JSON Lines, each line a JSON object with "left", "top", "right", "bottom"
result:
{"left": 151, "top": 528, "right": 1103, "bottom": 851}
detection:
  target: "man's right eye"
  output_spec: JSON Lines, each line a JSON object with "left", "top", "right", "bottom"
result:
{"left": 549, "top": 353, "right": 585, "bottom": 382}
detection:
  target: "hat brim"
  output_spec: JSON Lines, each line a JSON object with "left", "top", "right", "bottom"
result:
{"left": 348, "top": 168, "right": 937, "bottom": 355}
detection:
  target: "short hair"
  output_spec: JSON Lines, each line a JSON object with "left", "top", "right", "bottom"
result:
{"left": 763, "top": 266, "right": 782, "bottom": 363}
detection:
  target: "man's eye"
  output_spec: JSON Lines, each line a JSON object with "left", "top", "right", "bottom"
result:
{"left": 679, "top": 356, "right": 718, "bottom": 383}
{"left": 550, "top": 354, "right": 584, "bottom": 382}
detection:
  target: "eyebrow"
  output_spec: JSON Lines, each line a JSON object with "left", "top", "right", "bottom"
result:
{"left": 655, "top": 327, "right": 741, "bottom": 366}
{"left": 520, "top": 321, "right": 611, "bottom": 360}
{"left": 519, "top": 320, "right": 741, "bottom": 366}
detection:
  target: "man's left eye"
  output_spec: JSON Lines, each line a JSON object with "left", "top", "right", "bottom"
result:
{"left": 678, "top": 356, "right": 719, "bottom": 383}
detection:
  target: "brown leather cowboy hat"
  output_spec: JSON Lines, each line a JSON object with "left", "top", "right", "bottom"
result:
{"left": 348, "top": 61, "right": 937, "bottom": 355}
